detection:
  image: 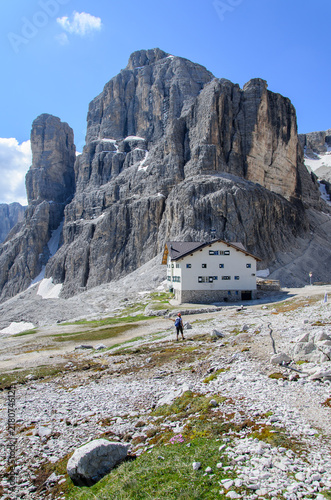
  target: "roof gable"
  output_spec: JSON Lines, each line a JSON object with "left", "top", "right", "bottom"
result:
{"left": 162, "top": 240, "right": 261, "bottom": 264}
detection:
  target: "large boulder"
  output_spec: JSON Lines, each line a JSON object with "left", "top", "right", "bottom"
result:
{"left": 67, "top": 439, "right": 129, "bottom": 486}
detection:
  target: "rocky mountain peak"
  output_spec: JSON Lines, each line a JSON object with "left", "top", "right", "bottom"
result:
{"left": 242, "top": 77, "right": 268, "bottom": 93}
{"left": 0, "top": 114, "right": 76, "bottom": 302}
{"left": 125, "top": 48, "right": 170, "bottom": 70}
{"left": 26, "top": 113, "right": 76, "bottom": 204}
{"left": 0, "top": 50, "right": 330, "bottom": 303}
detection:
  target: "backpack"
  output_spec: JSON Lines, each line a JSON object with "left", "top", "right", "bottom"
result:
{"left": 175, "top": 317, "right": 181, "bottom": 327}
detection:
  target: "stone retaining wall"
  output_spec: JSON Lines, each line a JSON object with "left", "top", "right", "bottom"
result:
{"left": 175, "top": 289, "right": 257, "bottom": 303}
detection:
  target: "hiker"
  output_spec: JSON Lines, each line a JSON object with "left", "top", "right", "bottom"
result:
{"left": 170, "top": 313, "right": 185, "bottom": 341}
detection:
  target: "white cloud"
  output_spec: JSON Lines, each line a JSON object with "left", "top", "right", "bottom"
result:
{"left": 0, "top": 138, "right": 31, "bottom": 205}
{"left": 56, "top": 11, "right": 102, "bottom": 37}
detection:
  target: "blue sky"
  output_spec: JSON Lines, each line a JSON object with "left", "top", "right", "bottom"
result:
{"left": 0, "top": 0, "right": 330, "bottom": 204}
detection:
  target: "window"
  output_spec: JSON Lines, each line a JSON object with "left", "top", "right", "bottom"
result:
{"left": 219, "top": 263, "right": 224, "bottom": 268}
{"left": 171, "top": 263, "right": 174, "bottom": 268}
{"left": 167, "top": 276, "right": 171, "bottom": 282}
{"left": 209, "top": 250, "right": 219, "bottom": 255}
{"left": 246, "top": 263, "right": 251, "bottom": 268}
{"left": 234, "top": 276, "right": 240, "bottom": 280}
{"left": 176, "top": 263, "right": 180, "bottom": 268}
{"left": 186, "top": 264, "right": 192, "bottom": 268}
{"left": 213, "top": 276, "right": 218, "bottom": 280}
{"left": 251, "top": 273, "right": 256, "bottom": 277}
{"left": 220, "top": 250, "right": 230, "bottom": 255}
{"left": 173, "top": 276, "right": 181, "bottom": 283}
{"left": 202, "top": 263, "right": 207, "bottom": 268}
{"left": 222, "top": 276, "right": 231, "bottom": 280}
{"left": 209, "top": 277, "right": 214, "bottom": 283}
{"left": 198, "top": 276, "right": 206, "bottom": 283}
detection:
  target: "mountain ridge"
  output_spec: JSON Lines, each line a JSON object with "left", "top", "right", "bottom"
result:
{"left": 0, "top": 48, "right": 330, "bottom": 303}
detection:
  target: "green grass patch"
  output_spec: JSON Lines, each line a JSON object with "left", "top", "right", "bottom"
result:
{"left": 106, "top": 336, "right": 146, "bottom": 351}
{"left": 149, "top": 291, "right": 175, "bottom": 302}
{"left": 12, "top": 328, "right": 38, "bottom": 337}
{"left": 62, "top": 314, "right": 156, "bottom": 328}
{"left": 295, "top": 360, "right": 308, "bottom": 366}
{"left": 0, "top": 364, "right": 67, "bottom": 390}
{"left": 50, "top": 325, "right": 140, "bottom": 343}
{"left": 248, "top": 425, "right": 302, "bottom": 452}
{"left": 268, "top": 372, "right": 288, "bottom": 380}
{"left": 65, "top": 437, "right": 233, "bottom": 500}
{"left": 203, "top": 369, "right": 228, "bottom": 384}
{"left": 152, "top": 391, "right": 226, "bottom": 420}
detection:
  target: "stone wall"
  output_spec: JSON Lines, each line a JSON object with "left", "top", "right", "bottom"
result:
{"left": 177, "top": 289, "right": 257, "bottom": 304}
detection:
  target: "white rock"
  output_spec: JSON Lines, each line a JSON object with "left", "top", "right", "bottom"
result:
{"left": 157, "top": 383, "right": 191, "bottom": 406}
{"left": 67, "top": 439, "right": 129, "bottom": 486}
{"left": 309, "top": 472, "right": 322, "bottom": 482}
{"left": 246, "top": 483, "right": 260, "bottom": 490}
{"left": 314, "top": 331, "right": 331, "bottom": 342}
{"left": 226, "top": 491, "right": 241, "bottom": 499}
{"left": 95, "top": 344, "right": 107, "bottom": 350}
{"left": 295, "top": 332, "right": 310, "bottom": 343}
{"left": 221, "top": 479, "right": 234, "bottom": 489}
{"left": 192, "top": 462, "right": 201, "bottom": 471}
{"left": 37, "top": 426, "right": 52, "bottom": 438}
{"left": 46, "top": 472, "right": 59, "bottom": 484}
{"left": 270, "top": 352, "right": 291, "bottom": 365}
{"left": 309, "top": 369, "right": 331, "bottom": 381}
{"left": 256, "top": 488, "right": 269, "bottom": 496}
{"left": 292, "top": 342, "right": 316, "bottom": 359}
{"left": 295, "top": 472, "right": 306, "bottom": 482}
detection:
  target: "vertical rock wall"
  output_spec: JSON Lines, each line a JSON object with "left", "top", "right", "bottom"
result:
{"left": 0, "top": 115, "right": 75, "bottom": 302}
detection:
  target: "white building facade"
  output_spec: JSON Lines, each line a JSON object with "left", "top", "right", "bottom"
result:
{"left": 162, "top": 240, "right": 261, "bottom": 304}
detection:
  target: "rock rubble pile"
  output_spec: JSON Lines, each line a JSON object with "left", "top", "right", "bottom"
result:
{"left": 0, "top": 289, "right": 330, "bottom": 499}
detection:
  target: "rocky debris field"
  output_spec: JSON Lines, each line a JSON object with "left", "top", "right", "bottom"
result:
{"left": 0, "top": 286, "right": 331, "bottom": 500}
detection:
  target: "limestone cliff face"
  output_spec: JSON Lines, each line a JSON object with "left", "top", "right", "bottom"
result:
{"left": 26, "top": 114, "right": 76, "bottom": 204}
{"left": 45, "top": 49, "right": 326, "bottom": 295}
{"left": 0, "top": 49, "right": 329, "bottom": 302}
{"left": 299, "top": 128, "right": 331, "bottom": 156}
{"left": 0, "top": 203, "right": 26, "bottom": 243}
{"left": 0, "top": 115, "right": 75, "bottom": 302}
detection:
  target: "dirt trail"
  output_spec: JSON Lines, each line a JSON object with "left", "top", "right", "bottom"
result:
{"left": 0, "top": 285, "right": 329, "bottom": 374}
